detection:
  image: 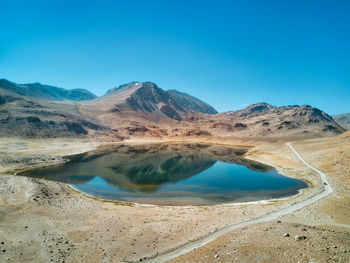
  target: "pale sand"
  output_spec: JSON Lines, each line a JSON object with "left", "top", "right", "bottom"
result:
{"left": 0, "top": 136, "right": 349, "bottom": 262}
{"left": 168, "top": 137, "right": 350, "bottom": 263}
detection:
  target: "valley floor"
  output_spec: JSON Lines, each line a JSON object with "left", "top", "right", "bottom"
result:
{"left": 0, "top": 136, "right": 349, "bottom": 263}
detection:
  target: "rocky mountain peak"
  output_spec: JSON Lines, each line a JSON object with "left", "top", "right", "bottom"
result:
{"left": 105, "top": 81, "right": 141, "bottom": 95}
{"left": 102, "top": 81, "right": 217, "bottom": 120}
{"left": 234, "top": 102, "right": 273, "bottom": 117}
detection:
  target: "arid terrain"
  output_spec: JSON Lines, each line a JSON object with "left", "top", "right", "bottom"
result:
{"left": 333, "top": 113, "right": 350, "bottom": 129}
{"left": 0, "top": 79, "right": 345, "bottom": 139}
{"left": 168, "top": 131, "right": 350, "bottom": 263}
{"left": 0, "top": 80, "right": 349, "bottom": 262}
{"left": 1, "top": 133, "right": 349, "bottom": 262}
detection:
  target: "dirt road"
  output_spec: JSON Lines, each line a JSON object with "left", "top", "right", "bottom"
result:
{"left": 143, "top": 142, "right": 333, "bottom": 263}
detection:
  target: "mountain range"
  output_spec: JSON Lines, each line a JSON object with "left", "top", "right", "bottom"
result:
{"left": 0, "top": 79, "right": 96, "bottom": 101}
{"left": 0, "top": 79, "right": 346, "bottom": 139}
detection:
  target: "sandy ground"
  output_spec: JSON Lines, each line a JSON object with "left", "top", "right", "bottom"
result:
{"left": 0, "top": 136, "right": 349, "bottom": 262}
{"left": 168, "top": 137, "right": 350, "bottom": 263}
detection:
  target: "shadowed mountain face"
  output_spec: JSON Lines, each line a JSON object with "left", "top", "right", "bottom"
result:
{"left": 166, "top": 89, "right": 218, "bottom": 114}
{"left": 0, "top": 79, "right": 97, "bottom": 101}
{"left": 333, "top": 113, "right": 350, "bottom": 129}
{"left": 122, "top": 82, "right": 186, "bottom": 120}
{"left": 20, "top": 143, "right": 307, "bottom": 205}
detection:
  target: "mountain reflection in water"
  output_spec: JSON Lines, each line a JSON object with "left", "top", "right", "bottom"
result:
{"left": 20, "top": 143, "right": 307, "bottom": 205}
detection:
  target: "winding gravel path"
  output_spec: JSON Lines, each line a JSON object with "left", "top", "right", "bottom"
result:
{"left": 142, "top": 143, "right": 333, "bottom": 263}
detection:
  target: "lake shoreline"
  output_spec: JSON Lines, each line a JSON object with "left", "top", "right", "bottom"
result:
{"left": 0, "top": 137, "right": 349, "bottom": 262}
{"left": 18, "top": 142, "right": 308, "bottom": 206}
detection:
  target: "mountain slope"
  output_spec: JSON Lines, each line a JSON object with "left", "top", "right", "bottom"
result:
{"left": 167, "top": 90, "right": 218, "bottom": 114}
{"left": 112, "top": 82, "right": 187, "bottom": 120}
{"left": 82, "top": 82, "right": 201, "bottom": 126}
{"left": 0, "top": 79, "right": 97, "bottom": 101}
{"left": 0, "top": 78, "right": 344, "bottom": 139}
{"left": 333, "top": 113, "right": 350, "bottom": 129}
{"left": 203, "top": 103, "right": 345, "bottom": 137}
{"left": 0, "top": 83, "right": 112, "bottom": 138}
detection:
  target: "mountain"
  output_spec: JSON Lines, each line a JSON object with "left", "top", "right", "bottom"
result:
{"left": 0, "top": 94, "right": 108, "bottom": 138}
{"left": 166, "top": 90, "right": 218, "bottom": 114}
{"left": 0, "top": 79, "right": 97, "bottom": 101}
{"left": 202, "top": 103, "right": 345, "bottom": 137}
{"left": 0, "top": 78, "right": 345, "bottom": 139}
{"left": 81, "top": 81, "right": 216, "bottom": 131}
{"left": 0, "top": 80, "right": 113, "bottom": 138}
{"left": 103, "top": 82, "right": 187, "bottom": 120}
{"left": 333, "top": 113, "right": 350, "bottom": 129}
{"left": 104, "top": 81, "right": 140, "bottom": 96}
{"left": 230, "top": 102, "right": 274, "bottom": 117}
{"left": 99, "top": 82, "right": 217, "bottom": 117}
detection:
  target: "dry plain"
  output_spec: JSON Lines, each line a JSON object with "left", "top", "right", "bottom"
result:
{"left": 0, "top": 133, "right": 349, "bottom": 263}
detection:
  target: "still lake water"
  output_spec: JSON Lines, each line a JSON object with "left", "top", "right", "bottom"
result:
{"left": 21, "top": 144, "right": 308, "bottom": 205}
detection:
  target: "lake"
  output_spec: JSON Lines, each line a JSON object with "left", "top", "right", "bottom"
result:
{"left": 20, "top": 143, "right": 308, "bottom": 205}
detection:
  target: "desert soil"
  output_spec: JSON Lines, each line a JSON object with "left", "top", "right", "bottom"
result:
{"left": 0, "top": 136, "right": 349, "bottom": 263}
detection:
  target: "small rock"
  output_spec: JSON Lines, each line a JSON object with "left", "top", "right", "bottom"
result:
{"left": 294, "top": 235, "right": 307, "bottom": 241}
{"left": 283, "top": 233, "right": 290, "bottom": 237}
{"left": 333, "top": 245, "right": 337, "bottom": 248}
{"left": 214, "top": 254, "right": 219, "bottom": 259}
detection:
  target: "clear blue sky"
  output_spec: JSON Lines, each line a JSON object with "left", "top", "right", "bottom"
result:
{"left": 1, "top": 0, "right": 349, "bottom": 114}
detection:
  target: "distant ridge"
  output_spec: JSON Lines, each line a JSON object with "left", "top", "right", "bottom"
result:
{"left": 333, "top": 113, "right": 350, "bottom": 129}
{"left": 0, "top": 79, "right": 97, "bottom": 101}
{"left": 212, "top": 103, "right": 345, "bottom": 136}
{"left": 0, "top": 79, "right": 110, "bottom": 138}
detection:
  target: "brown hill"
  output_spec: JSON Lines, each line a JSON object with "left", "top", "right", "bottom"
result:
{"left": 200, "top": 103, "right": 345, "bottom": 137}
{"left": 0, "top": 79, "right": 345, "bottom": 140}
{"left": 333, "top": 113, "right": 350, "bottom": 129}
{"left": 0, "top": 84, "right": 113, "bottom": 138}
{"left": 339, "top": 129, "right": 350, "bottom": 139}
{"left": 82, "top": 82, "right": 186, "bottom": 124}
{"left": 82, "top": 82, "right": 217, "bottom": 125}
{"left": 80, "top": 81, "right": 220, "bottom": 138}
